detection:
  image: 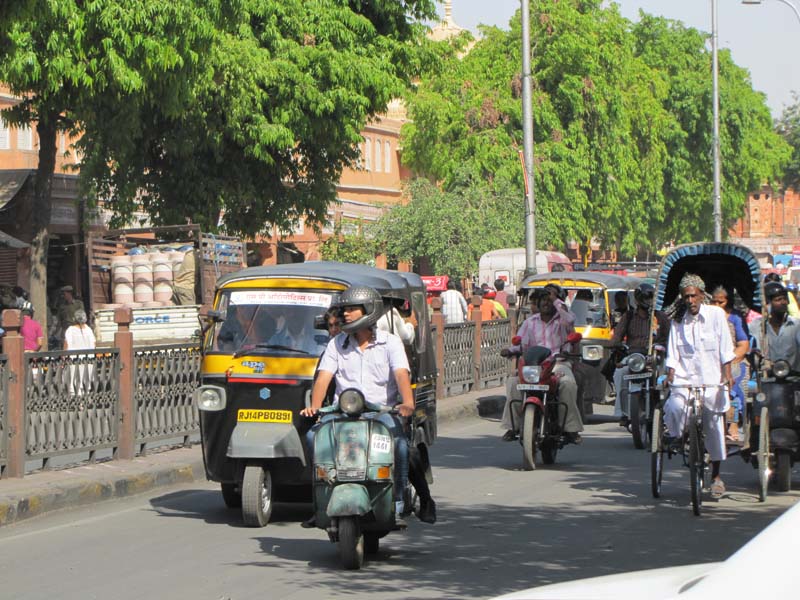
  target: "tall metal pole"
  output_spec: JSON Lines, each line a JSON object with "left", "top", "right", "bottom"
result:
{"left": 521, "top": 0, "right": 537, "bottom": 275}
{"left": 712, "top": 0, "right": 723, "bottom": 242}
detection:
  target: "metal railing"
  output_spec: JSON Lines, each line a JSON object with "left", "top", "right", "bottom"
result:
{"left": 0, "top": 355, "right": 7, "bottom": 471}
{"left": 134, "top": 344, "right": 201, "bottom": 449}
{"left": 479, "top": 319, "right": 511, "bottom": 386}
{"left": 24, "top": 349, "right": 120, "bottom": 465}
{"left": 441, "top": 322, "right": 476, "bottom": 394}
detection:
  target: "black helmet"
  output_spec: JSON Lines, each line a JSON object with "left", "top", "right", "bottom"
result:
{"left": 764, "top": 281, "right": 788, "bottom": 302}
{"left": 764, "top": 272, "right": 782, "bottom": 283}
{"left": 334, "top": 286, "right": 385, "bottom": 334}
{"left": 634, "top": 282, "right": 655, "bottom": 310}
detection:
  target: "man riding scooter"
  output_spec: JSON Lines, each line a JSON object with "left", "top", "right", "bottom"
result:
{"left": 301, "top": 285, "right": 436, "bottom": 525}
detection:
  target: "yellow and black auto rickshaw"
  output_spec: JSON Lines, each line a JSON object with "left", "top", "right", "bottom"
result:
{"left": 194, "top": 262, "right": 437, "bottom": 527}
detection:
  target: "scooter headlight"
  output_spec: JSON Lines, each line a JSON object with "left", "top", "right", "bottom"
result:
{"left": 339, "top": 388, "right": 366, "bottom": 416}
{"left": 194, "top": 386, "right": 226, "bottom": 412}
{"left": 774, "top": 360, "right": 791, "bottom": 379}
{"left": 627, "top": 353, "right": 647, "bottom": 374}
{"left": 582, "top": 345, "right": 603, "bottom": 362}
{"left": 521, "top": 365, "right": 541, "bottom": 383}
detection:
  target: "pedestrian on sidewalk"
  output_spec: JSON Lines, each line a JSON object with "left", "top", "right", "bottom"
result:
{"left": 21, "top": 301, "right": 44, "bottom": 352}
{"left": 64, "top": 309, "right": 96, "bottom": 397}
{"left": 441, "top": 279, "right": 468, "bottom": 324}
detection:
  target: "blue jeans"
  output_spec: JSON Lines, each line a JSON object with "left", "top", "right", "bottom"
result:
{"left": 306, "top": 411, "right": 408, "bottom": 502}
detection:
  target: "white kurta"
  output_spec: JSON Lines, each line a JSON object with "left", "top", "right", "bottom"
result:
{"left": 664, "top": 304, "right": 735, "bottom": 461}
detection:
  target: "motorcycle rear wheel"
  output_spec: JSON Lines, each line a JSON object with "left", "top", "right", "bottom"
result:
{"left": 522, "top": 404, "right": 538, "bottom": 471}
{"left": 339, "top": 517, "right": 365, "bottom": 570}
{"left": 776, "top": 451, "right": 792, "bottom": 493}
{"left": 630, "top": 392, "right": 647, "bottom": 450}
{"left": 541, "top": 438, "right": 558, "bottom": 465}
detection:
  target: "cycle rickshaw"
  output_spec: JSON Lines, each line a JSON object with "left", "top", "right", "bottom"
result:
{"left": 649, "top": 243, "right": 762, "bottom": 515}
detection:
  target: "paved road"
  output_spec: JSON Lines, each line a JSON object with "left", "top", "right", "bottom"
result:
{"left": 1, "top": 410, "right": 797, "bottom": 600}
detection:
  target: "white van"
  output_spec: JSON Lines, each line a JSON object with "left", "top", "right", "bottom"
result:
{"left": 478, "top": 248, "right": 573, "bottom": 295}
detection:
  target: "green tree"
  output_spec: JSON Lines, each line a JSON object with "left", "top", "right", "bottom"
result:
{"left": 776, "top": 93, "right": 800, "bottom": 191}
{"left": 318, "top": 221, "right": 378, "bottom": 265}
{"left": 0, "top": 0, "right": 224, "bottom": 329}
{"left": 374, "top": 174, "right": 524, "bottom": 280}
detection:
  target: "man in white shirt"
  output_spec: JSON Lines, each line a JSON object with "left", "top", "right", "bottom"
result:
{"left": 665, "top": 273, "right": 734, "bottom": 497}
{"left": 440, "top": 280, "right": 468, "bottom": 324}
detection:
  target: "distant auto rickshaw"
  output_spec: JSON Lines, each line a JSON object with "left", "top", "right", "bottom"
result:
{"left": 194, "top": 262, "right": 437, "bottom": 527}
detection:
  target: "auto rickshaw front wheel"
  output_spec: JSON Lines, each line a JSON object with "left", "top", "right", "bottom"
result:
{"left": 338, "top": 516, "right": 365, "bottom": 570}
{"left": 242, "top": 463, "right": 273, "bottom": 527}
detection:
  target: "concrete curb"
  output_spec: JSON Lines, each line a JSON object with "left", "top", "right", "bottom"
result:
{"left": 0, "top": 388, "right": 505, "bottom": 528}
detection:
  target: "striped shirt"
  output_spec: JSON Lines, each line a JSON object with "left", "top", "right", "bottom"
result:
{"left": 515, "top": 309, "right": 575, "bottom": 355}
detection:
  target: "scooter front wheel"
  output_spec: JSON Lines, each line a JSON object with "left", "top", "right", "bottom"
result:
{"left": 242, "top": 464, "right": 273, "bottom": 527}
{"left": 339, "top": 516, "right": 365, "bottom": 570}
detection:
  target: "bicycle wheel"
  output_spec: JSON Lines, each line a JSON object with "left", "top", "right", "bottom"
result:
{"left": 651, "top": 408, "right": 664, "bottom": 498}
{"left": 758, "top": 407, "right": 770, "bottom": 502}
{"left": 689, "top": 419, "right": 703, "bottom": 516}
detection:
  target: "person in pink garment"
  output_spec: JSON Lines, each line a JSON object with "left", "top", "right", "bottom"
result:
{"left": 20, "top": 301, "right": 44, "bottom": 352}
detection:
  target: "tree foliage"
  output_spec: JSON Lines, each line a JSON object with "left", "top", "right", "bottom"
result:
{"left": 318, "top": 222, "right": 378, "bottom": 265}
{"left": 373, "top": 174, "right": 524, "bottom": 280}
{"left": 400, "top": 0, "right": 789, "bottom": 256}
{"left": 776, "top": 93, "right": 800, "bottom": 191}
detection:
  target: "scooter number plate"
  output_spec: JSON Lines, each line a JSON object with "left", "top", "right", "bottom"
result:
{"left": 518, "top": 384, "right": 549, "bottom": 391}
{"left": 624, "top": 373, "right": 650, "bottom": 381}
{"left": 237, "top": 409, "right": 293, "bottom": 423}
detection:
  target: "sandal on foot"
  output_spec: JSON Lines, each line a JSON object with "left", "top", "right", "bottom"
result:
{"left": 710, "top": 478, "right": 726, "bottom": 498}
{"left": 502, "top": 430, "right": 518, "bottom": 442}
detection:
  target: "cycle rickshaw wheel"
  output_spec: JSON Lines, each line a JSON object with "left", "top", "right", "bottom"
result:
{"left": 758, "top": 407, "right": 770, "bottom": 502}
{"left": 689, "top": 419, "right": 704, "bottom": 516}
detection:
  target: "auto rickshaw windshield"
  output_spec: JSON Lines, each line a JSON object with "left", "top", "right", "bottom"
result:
{"left": 206, "top": 288, "right": 336, "bottom": 356}
{"left": 565, "top": 288, "right": 607, "bottom": 328}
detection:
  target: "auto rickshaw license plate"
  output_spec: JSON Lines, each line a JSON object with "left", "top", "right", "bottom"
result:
{"left": 518, "top": 384, "right": 549, "bottom": 391}
{"left": 237, "top": 409, "right": 293, "bottom": 423}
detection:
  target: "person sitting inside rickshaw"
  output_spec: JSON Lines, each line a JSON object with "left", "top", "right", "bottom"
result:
{"left": 665, "top": 274, "right": 734, "bottom": 498}
{"left": 301, "top": 285, "right": 436, "bottom": 525}
{"left": 611, "top": 282, "right": 669, "bottom": 426}
{"left": 216, "top": 305, "right": 257, "bottom": 351}
{"left": 500, "top": 290, "right": 584, "bottom": 444}
{"left": 750, "top": 282, "right": 800, "bottom": 371}
{"left": 611, "top": 290, "right": 630, "bottom": 328}
{"left": 710, "top": 285, "right": 750, "bottom": 442}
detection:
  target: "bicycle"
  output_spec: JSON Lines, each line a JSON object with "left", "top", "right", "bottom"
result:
{"left": 651, "top": 383, "right": 726, "bottom": 516}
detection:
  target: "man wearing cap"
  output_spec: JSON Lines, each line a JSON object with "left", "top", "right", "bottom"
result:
{"left": 56, "top": 286, "right": 86, "bottom": 332}
{"left": 750, "top": 282, "right": 800, "bottom": 371}
{"left": 665, "top": 273, "right": 735, "bottom": 498}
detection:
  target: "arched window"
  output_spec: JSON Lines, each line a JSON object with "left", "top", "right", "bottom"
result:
{"left": 375, "top": 138, "right": 382, "bottom": 173}
{"left": 365, "top": 138, "right": 372, "bottom": 171}
{"left": 384, "top": 140, "right": 391, "bottom": 173}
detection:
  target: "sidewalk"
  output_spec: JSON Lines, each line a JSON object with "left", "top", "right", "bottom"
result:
{"left": 0, "top": 388, "right": 507, "bottom": 528}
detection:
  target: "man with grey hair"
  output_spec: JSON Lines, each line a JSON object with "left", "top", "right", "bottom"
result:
{"left": 665, "top": 273, "right": 734, "bottom": 498}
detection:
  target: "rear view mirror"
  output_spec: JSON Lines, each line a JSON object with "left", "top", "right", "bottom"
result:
{"left": 207, "top": 309, "right": 225, "bottom": 322}
{"left": 314, "top": 315, "right": 328, "bottom": 330}
{"left": 567, "top": 332, "right": 582, "bottom": 344}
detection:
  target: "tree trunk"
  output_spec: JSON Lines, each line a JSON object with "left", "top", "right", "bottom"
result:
{"left": 30, "top": 114, "right": 58, "bottom": 346}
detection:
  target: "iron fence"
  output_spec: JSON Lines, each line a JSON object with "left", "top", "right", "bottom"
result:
{"left": 479, "top": 319, "right": 511, "bottom": 386}
{"left": 441, "top": 322, "right": 475, "bottom": 394}
{"left": 134, "top": 344, "right": 201, "bottom": 448}
{"left": 0, "top": 355, "right": 7, "bottom": 470}
{"left": 24, "top": 349, "right": 120, "bottom": 463}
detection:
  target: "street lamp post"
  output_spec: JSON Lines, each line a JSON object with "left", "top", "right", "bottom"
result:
{"left": 521, "top": 0, "right": 537, "bottom": 275}
{"left": 712, "top": 0, "right": 723, "bottom": 242}
{"left": 742, "top": 0, "right": 800, "bottom": 25}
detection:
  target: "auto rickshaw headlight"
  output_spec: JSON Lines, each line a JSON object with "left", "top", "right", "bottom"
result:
{"left": 521, "top": 365, "right": 541, "bottom": 383}
{"left": 339, "top": 388, "right": 366, "bottom": 416}
{"left": 194, "top": 386, "right": 226, "bottom": 411}
{"left": 582, "top": 345, "right": 603, "bottom": 363}
{"left": 627, "top": 353, "right": 647, "bottom": 373}
{"left": 774, "top": 360, "right": 791, "bottom": 379}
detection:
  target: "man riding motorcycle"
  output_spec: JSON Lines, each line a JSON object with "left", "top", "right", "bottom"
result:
{"left": 611, "top": 282, "right": 670, "bottom": 426}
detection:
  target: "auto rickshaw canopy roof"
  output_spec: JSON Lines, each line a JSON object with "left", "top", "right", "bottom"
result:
{"left": 518, "top": 271, "right": 642, "bottom": 291}
{"left": 215, "top": 261, "right": 425, "bottom": 301}
{"left": 655, "top": 242, "right": 762, "bottom": 312}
